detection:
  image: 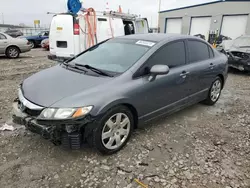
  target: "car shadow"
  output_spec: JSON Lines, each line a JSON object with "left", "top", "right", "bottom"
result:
{"left": 228, "top": 67, "right": 250, "bottom": 76}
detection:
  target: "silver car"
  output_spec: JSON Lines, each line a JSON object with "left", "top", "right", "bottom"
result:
{"left": 0, "top": 32, "right": 31, "bottom": 58}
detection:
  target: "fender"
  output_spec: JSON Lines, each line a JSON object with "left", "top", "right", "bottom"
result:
{"left": 94, "top": 98, "right": 132, "bottom": 116}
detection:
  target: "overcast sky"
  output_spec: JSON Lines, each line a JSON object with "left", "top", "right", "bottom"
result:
{"left": 0, "top": 0, "right": 216, "bottom": 27}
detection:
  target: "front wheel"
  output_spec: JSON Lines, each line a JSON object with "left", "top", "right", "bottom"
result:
{"left": 203, "top": 77, "right": 222, "bottom": 105}
{"left": 92, "top": 106, "right": 134, "bottom": 155}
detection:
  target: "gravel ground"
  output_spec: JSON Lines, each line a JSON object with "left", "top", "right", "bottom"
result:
{"left": 0, "top": 49, "right": 249, "bottom": 188}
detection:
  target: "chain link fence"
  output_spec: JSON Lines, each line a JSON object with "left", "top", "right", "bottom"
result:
{"left": 0, "top": 27, "right": 49, "bottom": 36}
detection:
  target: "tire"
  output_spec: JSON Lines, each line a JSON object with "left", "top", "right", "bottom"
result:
{"left": 203, "top": 77, "right": 222, "bottom": 105}
{"left": 6, "top": 46, "right": 20, "bottom": 58}
{"left": 92, "top": 106, "right": 134, "bottom": 155}
{"left": 29, "top": 41, "right": 35, "bottom": 48}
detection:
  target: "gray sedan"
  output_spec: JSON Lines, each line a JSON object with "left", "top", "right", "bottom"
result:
{"left": 0, "top": 32, "right": 31, "bottom": 58}
{"left": 13, "top": 34, "right": 228, "bottom": 154}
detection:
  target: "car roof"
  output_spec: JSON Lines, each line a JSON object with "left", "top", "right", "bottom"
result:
{"left": 117, "top": 33, "right": 200, "bottom": 42}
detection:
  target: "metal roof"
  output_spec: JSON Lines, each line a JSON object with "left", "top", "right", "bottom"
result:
{"left": 160, "top": 0, "right": 250, "bottom": 13}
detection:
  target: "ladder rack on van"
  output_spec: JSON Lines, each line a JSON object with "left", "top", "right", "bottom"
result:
{"left": 78, "top": 10, "right": 139, "bottom": 21}
{"left": 102, "top": 11, "right": 138, "bottom": 20}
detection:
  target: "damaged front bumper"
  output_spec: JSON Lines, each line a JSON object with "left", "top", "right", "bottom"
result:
{"left": 12, "top": 102, "right": 96, "bottom": 149}
{"left": 227, "top": 51, "right": 250, "bottom": 71}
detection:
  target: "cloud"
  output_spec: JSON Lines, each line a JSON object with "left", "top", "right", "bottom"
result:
{"left": 0, "top": 0, "right": 215, "bottom": 27}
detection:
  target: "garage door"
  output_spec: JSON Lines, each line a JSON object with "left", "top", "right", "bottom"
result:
{"left": 165, "top": 18, "right": 182, "bottom": 34}
{"left": 190, "top": 17, "right": 211, "bottom": 40}
{"left": 221, "top": 15, "right": 248, "bottom": 39}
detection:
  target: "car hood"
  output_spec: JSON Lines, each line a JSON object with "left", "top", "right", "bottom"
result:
{"left": 22, "top": 65, "right": 112, "bottom": 107}
{"left": 229, "top": 46, "right": 250, "bottom": 53}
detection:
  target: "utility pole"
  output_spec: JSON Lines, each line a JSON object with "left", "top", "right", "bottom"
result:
{"left": 157, "top": 0, "right": 161, "bottom": 33}
{"left": 1, "top": 13, "right": 4, "bottom": 24}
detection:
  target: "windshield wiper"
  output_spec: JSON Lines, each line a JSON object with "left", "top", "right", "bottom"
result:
{"left": 62, "top": 62, "right": 87, "bottom": 73}
{"left": 75, "top": 63, "right": 113, "bottom": 77}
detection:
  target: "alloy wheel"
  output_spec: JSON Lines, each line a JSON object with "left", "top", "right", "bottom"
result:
{"left": 210, "top": 80, "right": 221, "bottom": 102}
{"left": 101, "top": 113, "right": 131, "bottom": 150}
{"left": 9, "top": 48, "right": 19, "bottom": 58}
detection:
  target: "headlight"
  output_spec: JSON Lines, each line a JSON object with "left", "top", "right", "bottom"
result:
{"left": 38, "top": 106, "right": 93, "bottom": 119}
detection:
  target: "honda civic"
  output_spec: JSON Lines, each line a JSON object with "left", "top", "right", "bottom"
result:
{"left": 13, "top": 34, "right": 228, "bottom": 154}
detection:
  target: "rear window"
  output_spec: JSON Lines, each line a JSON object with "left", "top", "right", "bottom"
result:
{"left": 57, "top": 41, "right": 67, "bottom": 48}
{"left": 0, "top": 34, "right": 6, "bottom": 39}
{"left": 71, "top": 39, "right": 151, "bottom": 73}
{"left": 188, "top": 40, "right": 210, "bottom": 63}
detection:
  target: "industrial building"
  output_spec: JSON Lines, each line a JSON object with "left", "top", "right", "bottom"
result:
{"left": 159, "top": 0, "right": 250, "bottom": 41}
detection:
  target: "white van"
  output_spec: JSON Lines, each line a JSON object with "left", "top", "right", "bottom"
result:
{"left": 48, "top": 11, "right": 149, "bottom": 62}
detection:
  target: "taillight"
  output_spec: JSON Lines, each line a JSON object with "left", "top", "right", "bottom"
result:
{"left": 74, "top": 24, "right": 80, "bottom": 35}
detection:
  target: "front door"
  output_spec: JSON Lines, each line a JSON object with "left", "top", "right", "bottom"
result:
{"left": 135, "top": 18, "right": 149, "bottom": 34}
{"left": 0, "top": 33, "right": 8, "bottom": 54}
{"left": 133, "top": 40, "right": 191, "bottom": 121}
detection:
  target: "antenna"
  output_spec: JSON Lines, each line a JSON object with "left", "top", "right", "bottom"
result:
{"left": 67, "top": 0, "right": 82, "bottom": 14}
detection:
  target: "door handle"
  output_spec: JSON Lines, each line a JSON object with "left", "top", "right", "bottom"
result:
{"left": 180, "top": 71, "right": 189, "bottom": 78}
{"left": 209, "top": 63, "right": 215, "bottom": 69}
{"left": 3, "top": 42, "right": 7, "bottom": 43}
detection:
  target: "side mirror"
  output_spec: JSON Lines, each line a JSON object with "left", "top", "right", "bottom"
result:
{"left": 38, "top": 35, "right": 42, "bottom": 37}
{"left": 149, "top": 65, "right": 169, "bottom": 82}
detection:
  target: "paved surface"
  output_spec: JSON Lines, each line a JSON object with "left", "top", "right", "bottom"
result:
{"left": 0, "top": 49, "right": 249, "bottom": 188}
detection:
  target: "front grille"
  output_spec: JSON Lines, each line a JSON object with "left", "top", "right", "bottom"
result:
{"left": 24, "top": 108, "right": 42, "bottom": 117}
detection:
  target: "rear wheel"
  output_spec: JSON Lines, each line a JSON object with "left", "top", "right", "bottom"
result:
{"left": 6, "top": 46, "right": 20, "bottom": 58}
{"left": 203, "top": 77, "right": 222, "bottom": 105}
{"left": 92, "top": 106, "right": 134, "bottom": 154}
{"left": 29, "top": 40, "right": 35, "bottom": 48}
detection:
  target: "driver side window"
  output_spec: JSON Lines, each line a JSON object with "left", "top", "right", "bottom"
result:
{"left": 135, "top": 40, "right": 186, "bottom": 77}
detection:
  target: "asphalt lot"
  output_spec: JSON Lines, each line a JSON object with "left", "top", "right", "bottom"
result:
{"left": 0, "top": 49, "right": 249, "bottom": 188}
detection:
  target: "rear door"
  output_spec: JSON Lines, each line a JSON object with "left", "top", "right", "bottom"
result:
{"left": 49, "top": 14, "right": 76, "bottom": 58}
{"left": 186, "top": 39, "right": 215, "bottom": 97}
{"left": 0, "top": 33, "right": 8, "bottom": 54}
{"left": 135, "top": 18, "right": 149, "bottom": 34}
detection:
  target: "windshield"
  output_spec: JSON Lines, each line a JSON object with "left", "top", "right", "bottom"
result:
{"left": 232, "top": 36, "right": 250, "bottom": 47}
{"left": 70, "top": 39, "right": 150, "bottom": 73}
{"left": 34, "top": 31, "right": 44, "bottom": 36}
